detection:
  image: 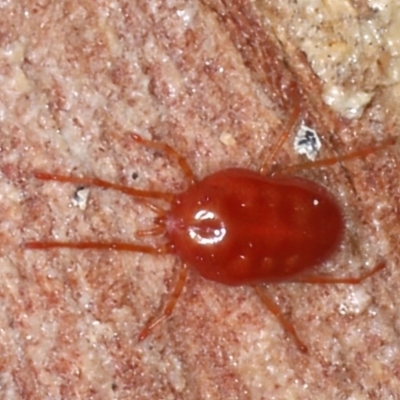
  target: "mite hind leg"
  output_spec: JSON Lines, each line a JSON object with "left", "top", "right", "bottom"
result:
{"left": 257, "top": 261, "right": 384, "bottom": 352}
{"left": 294, "top": 261, "right": 385, "bottom": 284}
{"left": 138, "top": 263, "right": 189, "bottom": 341}
{"left": 253, "top": 285, "right": 308, "bottom": 353}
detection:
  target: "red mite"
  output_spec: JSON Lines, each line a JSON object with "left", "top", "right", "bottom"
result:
{"left": 25, "top": 128, "right": 393, "bottom": 352}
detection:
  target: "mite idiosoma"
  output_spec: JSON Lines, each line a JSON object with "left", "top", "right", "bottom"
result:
{"left": 25, "top": 110, "right": 395, "bottom": 352}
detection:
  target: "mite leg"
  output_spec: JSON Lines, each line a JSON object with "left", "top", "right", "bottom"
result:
{"left": 138, "top": 263, "right": 189, "bottom": 341}
{"left": 253, "top": 285, "right": 308, "bottom": 353}
{"left": 259, "top": 82, "right": 302, "bottom": 175}
{"left": 294, "top": 262, "right": 385, "bottom": 284}
{"left": 26, "top": 170, "right": 171, "bottom": 248}
{"left": 131, "top": 134, "right": 196, "bottom": 185}
{"left": 32, "top": 171, "right": 173, "bottom": 202}
{"left": 25, "top": 241, "right": 170, "bottom": 254}
{"left": 280, "top": 137, "right": 397, "bottom": 174}
{"left": 26, "top": 174, "right": 170, "bottom": 250}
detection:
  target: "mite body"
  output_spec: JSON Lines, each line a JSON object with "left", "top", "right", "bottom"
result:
{"left": 167, "top": 168, "right": 343, "bottom": 286}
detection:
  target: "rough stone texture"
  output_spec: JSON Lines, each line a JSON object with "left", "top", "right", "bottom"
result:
{"left": 0, "top": 0, "right": 400, "bottom": 399}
